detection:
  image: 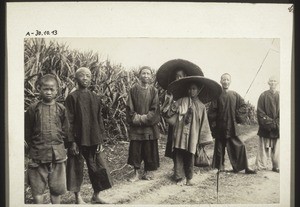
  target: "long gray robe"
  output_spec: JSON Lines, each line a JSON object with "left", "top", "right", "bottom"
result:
{"left": 165, "top": 97, "right": 213, "bottom": 155}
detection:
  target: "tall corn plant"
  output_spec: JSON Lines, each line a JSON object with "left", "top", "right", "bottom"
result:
{"left": 24, "top": 38, "right": 76, "bottom": 108}
{"left": 92, "top": 61, "right": 140, "bottom": 142}
{"left": 24, "top": 38, "right": 142, "bottom": 142}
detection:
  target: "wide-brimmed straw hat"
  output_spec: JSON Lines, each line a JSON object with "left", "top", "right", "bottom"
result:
{"left": 156, "top": 59, "right": 204, "bottom": 90}
{"left": 167, "top": 76, "right": 222, "bottom": 104}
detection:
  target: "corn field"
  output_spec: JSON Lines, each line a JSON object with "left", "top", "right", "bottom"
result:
{"left": 24, "top": 38, "right": 257, "bottom": 143}
{"left": 24, "top": 38, "right": 170, "bottom": 143}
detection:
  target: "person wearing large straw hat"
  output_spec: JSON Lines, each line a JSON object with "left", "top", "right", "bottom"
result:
{"left": 157, "top": 59, "right": 204, "bottom": 168}
{"left": 164, "top": 76, "right": 222, "bottom": 185}
{"left": 156, "top": 59, "right": 204, "bottom": 90}
{"left": 209, "top": 73, "right": 257, "bottom": 174}
{"left": 126, "top": 66, "right": 161, "bottom": 182}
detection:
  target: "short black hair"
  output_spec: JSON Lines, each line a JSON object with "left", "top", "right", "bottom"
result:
{"left": 138, "top": 66, "right": 152, "bottom": 75}
{"left": 221, "top": 73, "right": 231, "bottom": 79}
{"left": 189, "top": 82, "right": 203, "bottom": 90}
{"left": 39, "top": 74, "right": 59, "bottom": 87}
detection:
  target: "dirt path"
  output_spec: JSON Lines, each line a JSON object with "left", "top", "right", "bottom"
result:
{"left": 96, "top": 127, "right": 280, "bottom": 205}
{"left": 26, "top": 126, "right": 279, "bottom": 204}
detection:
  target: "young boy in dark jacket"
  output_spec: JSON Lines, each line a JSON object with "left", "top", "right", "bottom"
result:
{"left": 65, "top": 67, "right": 112, "bottom": 204}
{"left": 25, "top": 74, "right": 68, "bottom": 204}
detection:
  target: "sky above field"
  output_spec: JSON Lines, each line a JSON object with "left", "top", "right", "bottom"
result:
{"left": 45, "top": 38, "right": 280, "bottom": 107}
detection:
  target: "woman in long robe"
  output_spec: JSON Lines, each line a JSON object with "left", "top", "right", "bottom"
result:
{"left": 164, "top": 83, "right": 212, "bottom": 185}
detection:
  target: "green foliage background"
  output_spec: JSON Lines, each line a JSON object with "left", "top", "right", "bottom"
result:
{"left": 24, "top": 38, "right": 256, "bottom": 142}
{"left": 24, "top": 38, "right": 169, "bottom": 143}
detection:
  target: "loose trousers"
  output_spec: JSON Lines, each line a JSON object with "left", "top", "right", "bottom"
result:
{"left": 212, "top": 136, "right": 249, "bottom": 172}
{"left": 173, "top": 148, "right": 194, "bottom": 180}
{"left": 255, "top": 137, "right": 280, "bottom": 170}
{"left": 66, "top": 146, "right": 113, "bottom": 193}
{"left": 127, "top": 140, "right": 160, "bottom": 171}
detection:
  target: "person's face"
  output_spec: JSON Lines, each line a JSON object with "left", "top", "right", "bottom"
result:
{"left": 40, "top": 80, "right": 58, "bottom": 102}
{"left": 139, "top": 68, "right": 152, "bottom": 84}
{"left": 175, "top": 70, "right": 186, "bottom": 80}
{"left": 188, "top": 84, "right": 200, "bottom": 98}
{"left": 268, "top": 77, "right": 278, "bottom": 90}
{"left": 76, "top": 70, "right": 92, "bottom": 89}
{"left": 220, "top": 74, "right": 231, "bottom": 89}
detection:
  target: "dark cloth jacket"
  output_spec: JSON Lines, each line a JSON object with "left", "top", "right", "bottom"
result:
{"left": 257, "top": 90, "right": 279, "bottom": 139}
{"left": 65, "top": 90, "right": 105, "bottom": 146}
{"left": 208, "top": 90, "right": 247, "bottom": 139}
{"left": 126, "top": 84, "right": 160, "bottom": 140}
{"left": 25, "top": 101, "right": 68, "bottom": 162}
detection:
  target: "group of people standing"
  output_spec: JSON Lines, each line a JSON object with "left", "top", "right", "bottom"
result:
{"left": 25, "top": 59, "right": 280, "bottom": 204}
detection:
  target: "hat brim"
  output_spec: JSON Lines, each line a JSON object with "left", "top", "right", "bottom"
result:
{"left": 156, "top": 59, "right": 204, "bottom": 89}
{"left": 167, "top": 76, "right": 222, "bottom": 104}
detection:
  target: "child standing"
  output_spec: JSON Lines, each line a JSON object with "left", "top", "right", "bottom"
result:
{"left": 65, "top": 67, "right": 112, "bottom": 204}
{"left": 25, "top": 74, "right": 68, "bottom": 204}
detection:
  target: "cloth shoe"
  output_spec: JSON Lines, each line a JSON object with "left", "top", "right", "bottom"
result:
{"left": 245, "top": 168, "right": 257, "bottom": 174}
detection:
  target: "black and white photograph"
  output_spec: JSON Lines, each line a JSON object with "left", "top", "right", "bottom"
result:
{"left": 6, "top": 2, "right": 293, "bottom": 207}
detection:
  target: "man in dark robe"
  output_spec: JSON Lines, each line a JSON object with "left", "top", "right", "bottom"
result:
{"left": 255, "top": 76, "right": 279, "bottom": 173}
{"left": 65, "top": 67, "right": 112, "bottom": 204}
{"left": 209, "top": 73, "right": 256, "bottom": 174}
{"left": 126, "top": 66, "right": 161, "bottom": 181}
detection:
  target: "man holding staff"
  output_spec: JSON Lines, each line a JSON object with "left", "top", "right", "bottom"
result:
{"left": 209, "top": 73, "right": 257, "bottom": 174}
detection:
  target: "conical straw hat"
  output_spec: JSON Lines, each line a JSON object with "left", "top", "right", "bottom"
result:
{"left": 156, "top": 59, "right": 204, "bottom": 90}
{"left": 167, "top": 76, "right": 222, "bottom": 104}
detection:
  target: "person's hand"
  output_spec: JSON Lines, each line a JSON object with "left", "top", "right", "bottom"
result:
{"left": 271, "top": 121, "right": 277, "bottom": 130}
{"left": 132, "top": 114, "right": 142, "bottom": 125}
{"left": 165, "top": 93, "right": 173, "bottom": 104}
{"left": 96, "top": 144, "right": 104, "bottom": 153}
{"left": 162, "top": 94, "right": 173, "bottom": 113}
{"left": 140, "top": 114, "right": 147, "bottom": 124}
{"left": 70, "top": 142, "right": 79, "bottom": 155}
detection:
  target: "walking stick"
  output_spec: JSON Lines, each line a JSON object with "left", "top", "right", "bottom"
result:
{"left": 216, "top": 168, "right": 220, "bottom": 203}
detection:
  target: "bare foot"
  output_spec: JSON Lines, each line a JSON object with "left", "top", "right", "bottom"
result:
{"left": 74, "top": 192, "right": 85, "bottom": 204}
{"left": 255, "top": 167, "right": 267, "bottom": 171}
{"left": 195, "top": 169, "right": 201, "bottom": 174}
{"left": 186, "top": 179, "right": 195, "bottom": 186}
{"left": 91, "top": 194, "right": 109, "bottom": 204}
{"left": 176, "top": 179, "right": 185, "bottom": 186}
{"left": 75, "top": 194, "right": 85, "bottom": 204}
{"left": 142, "top": 171, "right": 154, "bottom": 180}
{"left": 128, "top": 175, "right": 139, "bottom": 182}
